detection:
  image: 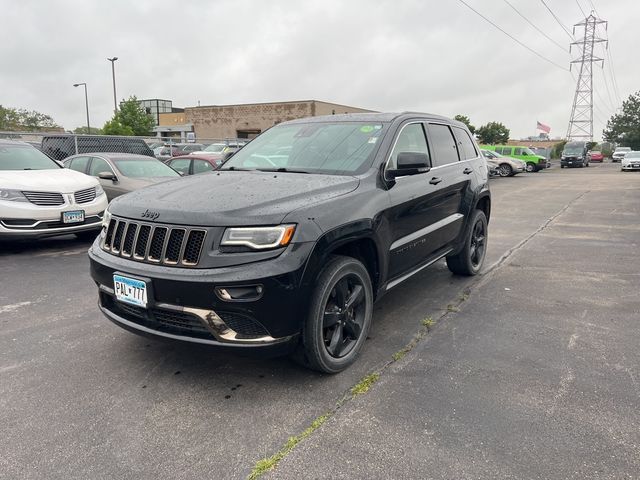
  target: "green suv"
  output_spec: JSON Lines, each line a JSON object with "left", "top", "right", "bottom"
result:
{"left": 480, "top": 145, "right": 547, "bottom": 172}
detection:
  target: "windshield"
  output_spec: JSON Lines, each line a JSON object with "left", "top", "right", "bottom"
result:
{"left": 0, "top": 145, "right": 61, "bottom": 171}
{"left": 113, "top": 158, "right": 181, "bottom": 178}
{"left": 222, "top": 122, "right": 385, "bottom": 175}
{"left": 522, "top": 148, "right": 537, "bottom": 156}
{"left": 616, "top": 147, "right": 631, "bottom": 152}
{"left": 625, "top": 151, "right": 640, "bottom": 158}
{"left": 204, "top": 144, "right": 227, "bottom": 153}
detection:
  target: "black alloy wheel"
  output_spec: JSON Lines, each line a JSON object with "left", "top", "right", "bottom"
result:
{"left": 498, "top": 163, "right": 513, "bottom": 177}
{"left": 469, "top": 217, "right": 487, "bottom": 269}
{"left": 446, "top": 209, "right": 488, "bottom": 276}
{"left": 296, "top": 255, "right": 373, "bottom": 373}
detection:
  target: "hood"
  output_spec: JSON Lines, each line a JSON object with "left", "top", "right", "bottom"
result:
{"left": 0, "top": 168, "right": 98, "bottom": 192}
{"left": 109, "top": 170, "right": 360, "bottom": 226}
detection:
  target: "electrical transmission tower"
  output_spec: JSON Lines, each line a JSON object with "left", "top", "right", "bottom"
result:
{"left": 566, "top": 13, "right": 607, "bottom": 141}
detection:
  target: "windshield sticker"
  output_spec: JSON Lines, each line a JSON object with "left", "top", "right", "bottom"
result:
{"left": 360, "top": 125, "right": 374, "bottom": 133}
{"left": 368, "top": 137, "right": 378, "bottom": 144}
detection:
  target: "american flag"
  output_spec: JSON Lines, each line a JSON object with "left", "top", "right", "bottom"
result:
{"left": 536, "top": 121, "right": 551, "bottom": 133}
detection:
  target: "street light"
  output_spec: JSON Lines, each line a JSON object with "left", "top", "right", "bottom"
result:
{"left": 73, "top": 83, "right": 90, "bottom": 131}
{"left": 107, "top": 57, "right": 118, "bottom": 114}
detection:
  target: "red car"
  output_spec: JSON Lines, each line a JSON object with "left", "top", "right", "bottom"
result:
{"left": 165, "top": 154, "right": 223, "bottom": 175}
{"left": 588, "top": 150, "right": 604, "bottom": 162}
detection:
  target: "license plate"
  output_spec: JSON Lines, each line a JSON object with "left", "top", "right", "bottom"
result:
{"left": 633, "top": 164, "right": 640, "bottom": 168}
{"left": 114, "top": 275, "right": 147, "bottom": 308}
{"left": 62, "top": 210, "right": 84, "bottom": 224}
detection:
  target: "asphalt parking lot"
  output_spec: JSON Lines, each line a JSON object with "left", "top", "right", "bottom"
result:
{"left": 2, "top": 162, "right": 639, "bottom": 479}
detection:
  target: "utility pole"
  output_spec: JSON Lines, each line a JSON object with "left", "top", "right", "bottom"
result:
{"left": 107, "top": 57, "right": 118, "bottom": 114}
{"left": 566, "top": 13, "right": 607, "bottom": 141}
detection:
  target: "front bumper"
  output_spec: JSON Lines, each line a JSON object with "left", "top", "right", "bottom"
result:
{"left": 0, "top": 195, "right": 107, "bottom": 240}
{"left": 89, "top": 240, "right": 315, "bottom": 347}
{"left": 561, "top": 158, "right": 584, "bottom": 167}
{"left": 621, "top": 162, "right": 640, "bottom": 171}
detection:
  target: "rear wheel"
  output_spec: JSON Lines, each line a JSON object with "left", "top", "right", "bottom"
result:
{"left": 295, "top": 255, "right": 373, "bottom": 373}
{"left": 498, "top": 163, "right": 512, "bottom": 177}
{"left": 447, "top": 209, "right": 488, "bottom": 276}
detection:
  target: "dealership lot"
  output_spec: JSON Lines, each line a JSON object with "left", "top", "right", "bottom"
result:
{"left": 1, "top": 162, "right": 639, "bottom": 478}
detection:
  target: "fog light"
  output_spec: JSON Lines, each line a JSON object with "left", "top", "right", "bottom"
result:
{"left": 215, "top": 285, "right": 264, "bottom": 302}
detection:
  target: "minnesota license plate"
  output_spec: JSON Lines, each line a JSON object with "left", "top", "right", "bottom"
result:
{"left": 114, "top": 275, "right": 147, "bottom": 308}
{"left": 62, "top": 210, "right": 85, "bottom": 224}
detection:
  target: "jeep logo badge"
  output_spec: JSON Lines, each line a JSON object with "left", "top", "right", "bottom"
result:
{"left": 141, "top": 209, "right": 160, "bottom": 221}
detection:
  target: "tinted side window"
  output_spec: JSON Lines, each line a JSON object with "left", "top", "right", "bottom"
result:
{"left": 497, "top": 147, "right": 511, "bottom": 155}
{"left": 388, "top": 123, "right": 429, "bottom": 169}
{"left": 514, "top": 147, "right": 524, "bottom": 155}
{"left": 193, "top": 159, "right": 214, "bottom": 173}
{"left": 68, "top": 156, "right": 90, "bottom": 172}
{"left": 89, "top": 157, "right": 113, "bottom": 176}
{"left": 427, "top": 124, "right": 459, "bottom": 167}
{"left": 453, "top": 127, "right": 478, "bottom": 160}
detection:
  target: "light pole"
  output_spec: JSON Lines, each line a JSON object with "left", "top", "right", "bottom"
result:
{"left": 107, "top": 57, "right": 118, "bottom": 114}
{"left": 73, "top": 83, "right": 90, "bottom": 131}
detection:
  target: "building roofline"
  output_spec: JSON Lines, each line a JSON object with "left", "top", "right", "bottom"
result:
{"left": 187, "top": 99, "right": 374, "bottom": 110}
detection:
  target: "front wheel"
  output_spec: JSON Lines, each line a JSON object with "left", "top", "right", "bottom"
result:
{"left": 296, "top": 255, "right": 373, "bottom": 373}
{"left": 498, "top": 163, "right": 513, "bottom": 177}
{"left": 525, "top": 162, "right": 536, "bottom": 173}
{"left": 447, "top": 210, "right": 488, "bottom": 276}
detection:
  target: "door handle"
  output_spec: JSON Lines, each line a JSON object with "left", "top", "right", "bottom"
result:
{"left": 463, "top": 167, "right": 473, "bottom": 174}
{"left": 429, "top": 177, "right": 442, "bottom": 185}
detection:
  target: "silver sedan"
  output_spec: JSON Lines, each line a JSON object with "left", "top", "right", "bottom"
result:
{"left": 481, "top": 149, "right": 526, "bottom": 177}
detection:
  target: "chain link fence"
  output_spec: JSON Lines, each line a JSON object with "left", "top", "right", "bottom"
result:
{"left": 0, "top": 131, "right": 249, "bottom": 161}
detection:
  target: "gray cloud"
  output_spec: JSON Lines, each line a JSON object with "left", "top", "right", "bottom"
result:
{"left": 1, "top": 0, "right": 635, "bottom": 139}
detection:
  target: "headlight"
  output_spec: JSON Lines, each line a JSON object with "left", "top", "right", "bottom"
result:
{"left": 101, "top": 207, "right": 112, "bottom": 229}
{"left": 0, "top": 189, "right": 28, "bottom": 202}
{"left": 221, "top": 225, "right": 296, "bottom": 250}
{"left": 95, "top": 184, "right": 105, "bottom": 197}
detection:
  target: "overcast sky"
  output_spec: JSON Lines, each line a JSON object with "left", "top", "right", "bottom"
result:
{"left": 2, "top": 0, "right": 636, "bottom": 140}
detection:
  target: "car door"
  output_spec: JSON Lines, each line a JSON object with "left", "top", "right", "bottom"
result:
{"left": 88, "top": 156, "right": 125, "bottom": 201}
{"left": 385, "top": 122, "right": 458, "bottom": 281}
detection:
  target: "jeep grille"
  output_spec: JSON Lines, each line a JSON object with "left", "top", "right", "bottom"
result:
{"left": 102, "top": 217, "right": 206, "bottom": 267}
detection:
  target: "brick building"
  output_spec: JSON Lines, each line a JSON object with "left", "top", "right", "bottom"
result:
{"left": 156, "top": 100, "right": 374, "bottom": 140}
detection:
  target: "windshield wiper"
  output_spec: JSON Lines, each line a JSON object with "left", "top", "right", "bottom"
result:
{"left": 257, "top": 167, "right": 309, "bottom": 174}
{"left": 222, "top": 166, "right": 253, "bottom": 171}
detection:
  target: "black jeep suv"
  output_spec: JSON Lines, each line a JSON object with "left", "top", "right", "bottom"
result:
{"left": 88, "top": 113, "right": 490, "bottom": 373}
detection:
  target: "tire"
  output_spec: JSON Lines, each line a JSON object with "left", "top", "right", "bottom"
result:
{"left": 498, "top": 163, "right": 512, "bottom": 177}
{"left": 295, "top": 255, "right": 373, "bottom": 373}
{"left": 75, "top": 230, "right": 99, "bottom": 242}
{"left": 560, "top": 165, "right": 565, "bottom": 169}
{"left": 525, "top": 162, "right": 536, "bottom": 173}
{"left": 446, "top": 210, "right": 488, "bottom": 276}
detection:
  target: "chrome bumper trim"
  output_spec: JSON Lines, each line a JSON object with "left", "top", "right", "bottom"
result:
{"left": 99, "top": 285, "right": 293, "bottom": 345}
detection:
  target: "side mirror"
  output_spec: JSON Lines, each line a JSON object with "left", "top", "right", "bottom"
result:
{"left": 387, "top": 152, "right": 430, "bottom": 179}
{"left": 98, "top": 171, "right": 117, "bottom": 181}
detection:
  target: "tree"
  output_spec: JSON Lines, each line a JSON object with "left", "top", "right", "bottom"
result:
{"left": 476, "top": 122, "right": 510, "bottom": 145}
{"left": 103, "top": 95, "right": 155, "bottom": 136}
{"left": 603, "top": 91, "right": 640, "bottom": 150}
{"left": 73, "top": 126, "right": 103, "bottom": 135}
{"left": 552, "top": 141, "right": 567, "bottom": 159}
{"left": 454, "top": 114, "right": 476, "bottom": 135}
{"left": 102, "top": 119, "right": 135, "bottom": 136}
{"left": 0, "top": 105, "right": 60, "bottom": 131}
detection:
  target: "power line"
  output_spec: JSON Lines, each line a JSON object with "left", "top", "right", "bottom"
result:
{"left": 575, "top": 0, "right": 587, "bottom": 18}
{"left": 457, "top": 0, "right": 569, "bottom": 71}
{"left": 539, "top": 0, "right": 575, "bottom": 40}
{"left": 502, "top": 0, "right": 568, "bottom": 52}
